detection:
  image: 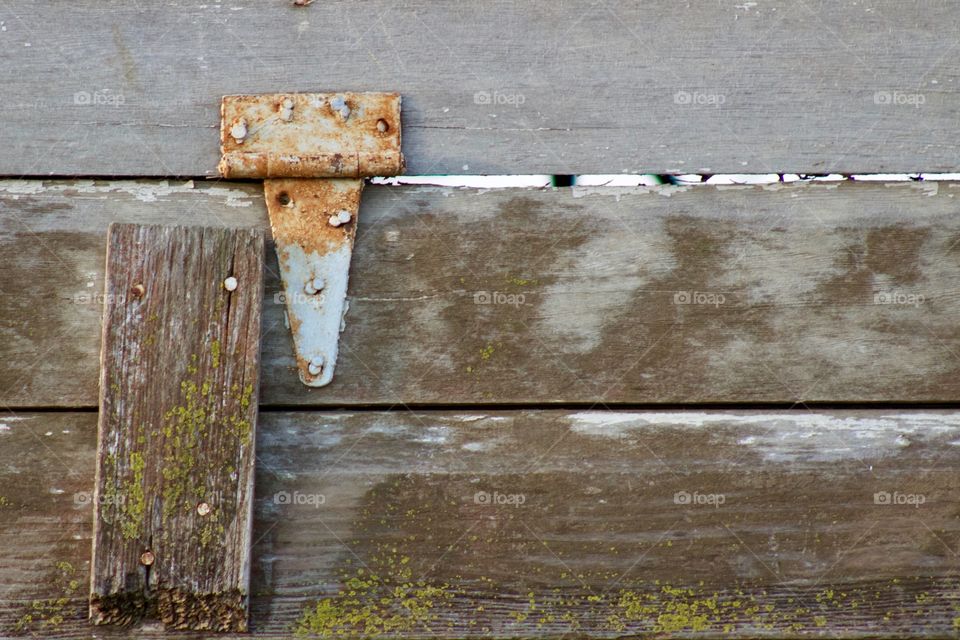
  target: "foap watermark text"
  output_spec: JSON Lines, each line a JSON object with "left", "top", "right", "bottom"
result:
{"left": 674, "top": 490, "right": 726, "bottom": 508}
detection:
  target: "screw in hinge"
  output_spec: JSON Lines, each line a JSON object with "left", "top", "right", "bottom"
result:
{"left": 330, "top": 95, "right": 351, "bottom": 120}
{"left": 376, "top": 119, "right": 389, "bottom": 133}
{"left": 279, "top": 98, "right": 294, "bottom": 122}
{"left": 230, "top": 118, "right": 248, "bottom": 143}
{"left": 304, "top": 277, "right": 325, "bottom": 295}
{"left": 328, "top": 210, "right": 352, "bottom": 227}
{"left": 224, "top": 276, "right": 238, "bottom": 291}
{"left": 308, "top": 355, "right": 324, "bottom": 376}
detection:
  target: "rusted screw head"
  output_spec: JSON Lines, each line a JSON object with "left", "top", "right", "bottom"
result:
{"left": 230, "top": 118, "right": 248, "bottom": 143}
{"left": 308, "top": 356, "right": 325, "bottom": 376}
{"left": 304, "top": 277, "right": 325, "bottom": 295}
{"left": 140, "top": 550, "right": 155, "bottom": 566}
{"left": 197, "top": 502, "right": 212, "bottom": 517}
{"left": 131, "top": 283, "right": 145, "bottom": 298}
{"left": 328, "top": 210, "right": 352, "bottom": 227}
{"left": 224, "top": 276, "right": 238, "bottom": 292}
{"left": 279, "top": 98, "right": 294, "bottom": 122}
{"left": 330, "top": 96, "right": 351, "bottom": 120}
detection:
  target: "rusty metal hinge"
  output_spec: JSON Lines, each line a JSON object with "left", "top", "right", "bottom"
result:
{"left": 219, "top": 92, "right": 403, "bottom": 386}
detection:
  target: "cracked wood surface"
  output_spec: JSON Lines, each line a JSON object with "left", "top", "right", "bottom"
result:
{"left": 2, "top": 180, "right": 960, "bottom": 407}
{"left": 1, "top": 410, "right": 958, "bottom": 638}
{"left": 0, "top": 1, "right": 958, "bottom": 175}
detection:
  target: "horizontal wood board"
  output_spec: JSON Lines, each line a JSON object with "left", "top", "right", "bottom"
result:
{"left": 2, "top": 180, "right": 960, "bottom": 406}
{"left": 1, "top": 410, "right": 958, "bottom": 637}
{"left": 0, "top": 1, "right": 958, "bottom": 175}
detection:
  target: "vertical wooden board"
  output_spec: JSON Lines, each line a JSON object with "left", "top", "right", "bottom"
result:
{"left": 90, "top": 224, "right": 264, "bottom": 631}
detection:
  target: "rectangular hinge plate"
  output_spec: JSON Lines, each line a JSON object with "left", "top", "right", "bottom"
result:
{"left": 219, "top": 91, "right": 403, "bottom": 387}
{"left": 219, "top": 92, "right": 403, "bottom": 179}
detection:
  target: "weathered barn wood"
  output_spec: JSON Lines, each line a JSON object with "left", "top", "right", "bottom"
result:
{"left": 90, "top": 224, "right": 264, "bottom": 631}
{"left": 0, "top": 1, "right": 958, "bottom": 176}
{"left": 2, "top": 180, "right": 960, "bottom": 407}
{"left": 1, "top": 410, "right": 958, "bottom": 637}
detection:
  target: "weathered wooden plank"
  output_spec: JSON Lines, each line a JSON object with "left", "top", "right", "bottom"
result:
{"left": 2, "top": 179, "right": 960, "bottom": 406}
{"left": 90, "top": 224, "right": 264, "bottom": 631}
{"left": 0, "top": 1, "right": 958, "bottom": 175}
{"left": 1, "top": 410, "right": 959, "bottom": 637}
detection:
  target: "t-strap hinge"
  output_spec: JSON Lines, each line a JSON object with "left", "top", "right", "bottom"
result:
{"left": 219, "top": 92, "right": 404, "bottom": 387}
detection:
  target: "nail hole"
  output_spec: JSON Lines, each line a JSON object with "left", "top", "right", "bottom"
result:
{"left": 376, "top": 119, "right": 389, "bottom": 133}
{"left": 277, "top": 192, "right": 291, "bottom": 206}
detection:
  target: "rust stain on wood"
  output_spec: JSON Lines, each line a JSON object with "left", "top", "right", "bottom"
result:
{"left": 89, "top": 223, "right": 264, "bottom": 631}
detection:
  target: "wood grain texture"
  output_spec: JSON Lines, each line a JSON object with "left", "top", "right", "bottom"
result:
{"left": 90, "top": 224, "right": 264, "bottom": 631}
{"left": 0, "top": 1, "right": 958, "bottom": 175}
{"left": 2, "top": 179, "right": 960, "bottom": 407}
{"left": 2, "top": 410, "right": 959, "bottom": 637}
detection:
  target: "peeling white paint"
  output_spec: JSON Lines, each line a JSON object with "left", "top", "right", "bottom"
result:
{"left": 415, "top": 426, "right": 450, "bottom": 444}
{"left": 462, "top": 441, "right": 496, "bottom": 452}
{"left": 571, "top": 185, "right": 693, "bottom": 199}
{"left": 0, "top": 179, "right": 257, "bottom": 207}
{"left": 567, "top": 412, "right": 960, "bottom": 463}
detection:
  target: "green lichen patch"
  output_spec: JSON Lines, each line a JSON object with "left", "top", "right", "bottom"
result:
{"left": 118, "top": 450, "right": 145, "bottom": 540}
{"left": 161, "top": 377, "right": 211, "bottom": 518}
{"left": 293, "top": 474, "right": 960, "bottom": 636}
{"left": 296, "top": 572, "right": 453, "bottom": 637}
{"left": 211, "top": 339, "right": 221, "bottom": 369}
{"left": 13, "top": 561, "right": 81, "bottom": 635}
{"left": 504, "top": 274, "right": 539, "bottom": 288}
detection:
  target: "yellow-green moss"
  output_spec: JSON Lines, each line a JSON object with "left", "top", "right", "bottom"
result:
{"left": 161, "top": 377, "right": 212, "bottom": 517}
{"left": 14, "top": 561, "right": 79, "bottom": 634}
{"left": 505, "top": 275, "right": 538, "bottom": 287}
{"left": 295, "top": 571, "right": 453, "bottom": 637}
{"left": 99, "top": 453, "right": 122, "bottom": 527}
{"left": 119, "top": 451, "right": 145, "bottom": 540}
{"left": 158, "top": 357, "right": 252, "bottom": 521}
{"left": 228, "top": 382, "right": 254, "bottom": 445}
{"left": 211, "top": 339, "right": 221, "bottom": 369}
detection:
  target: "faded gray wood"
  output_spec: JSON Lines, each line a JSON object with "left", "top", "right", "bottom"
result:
{"left": 2, "top": 410, "right": 959, "bottom": 637}
{"left": 90, "top": 224, "right": 264, "bottom": 631}
{"left": 0, "top": 1, "right": 958, "bottom": 175}
{"left": 2, "top": 179, "right": 960, "bottom": 406}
